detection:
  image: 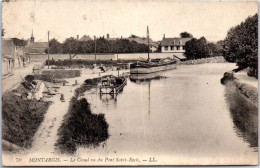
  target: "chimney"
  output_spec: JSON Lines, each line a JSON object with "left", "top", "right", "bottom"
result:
{"left": 163, "top": 34, "right": 165, "bottom": 39}
{"left": 107, "top": 34, "right": 110, "bottom": 39}
{"left": 76, "top": 35, "right": 79, "bottom": 40}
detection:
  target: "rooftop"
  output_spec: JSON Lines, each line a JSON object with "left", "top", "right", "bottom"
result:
{"left": 28, "top": 42, "right": 48, "bottom": 54}
{"left": 80, "top": 35, "right": 93, "bottom": 41}
{"left": 161, "top": 38, "right": 192, "bottom": 46}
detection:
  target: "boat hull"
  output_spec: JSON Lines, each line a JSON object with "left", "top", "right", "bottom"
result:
{"left": 130, "top": 63, "right": 177, "bottom": 74}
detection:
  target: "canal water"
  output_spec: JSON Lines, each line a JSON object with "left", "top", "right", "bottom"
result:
{"left": 78, "top": 63, "right": 258, "bottom": 165}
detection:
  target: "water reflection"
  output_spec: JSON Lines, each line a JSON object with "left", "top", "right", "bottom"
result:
{"left": 129, "top": 72, "right": 167, "bottom": 82}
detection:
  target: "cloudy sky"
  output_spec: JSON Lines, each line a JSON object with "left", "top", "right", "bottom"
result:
{"left": 2, "top": 0, "right": 258, "bottom": 42}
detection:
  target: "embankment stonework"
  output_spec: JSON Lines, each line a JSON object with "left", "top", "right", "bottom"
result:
{"left": 221, "top": 72, "right": 258, "bottom": 106}
{"left": 181, "top": 56, "right": 226, "bottom": 65}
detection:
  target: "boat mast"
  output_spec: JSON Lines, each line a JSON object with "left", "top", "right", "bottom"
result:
{"left": 47, "top": 31, "right": 50, "bottom": 69}
{"left": 147, "top": 26, "right": 150, "bottom": 61}
{"left": 94, "top": 35, "right": 97, "bottom": 65}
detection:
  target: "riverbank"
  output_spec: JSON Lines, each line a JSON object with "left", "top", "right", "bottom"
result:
{"left": 2, "top": 91, "right": 52, "bottom": 152}
{"left": 221, "top": 71, "right": 258, "bottom": 148}
{"left": 221, "top": 71, "right": 258, "bottom": 105}
{"left": 180, "top": 56, "right": 226, "bottom": 65}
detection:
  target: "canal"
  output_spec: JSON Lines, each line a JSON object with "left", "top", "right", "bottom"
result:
{"left": 77, "top": 63, "right": 258, "bottom": 165}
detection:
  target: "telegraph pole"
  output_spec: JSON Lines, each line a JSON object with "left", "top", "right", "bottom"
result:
{"left": 48, "top": 31, "right": 50, "bottom": 69}
{"left": 94, "top": 35, "right": 97, "bottom": 65}
{"left": 147, "top": 26, "right": 150, "bottom": 61}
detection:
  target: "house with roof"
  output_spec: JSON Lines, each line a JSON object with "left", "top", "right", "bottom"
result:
{"left": 128, "top": 35, "right": 153, "bottom": 45}
{"left": 2, "top": 39, "right": 29, "bottom": 75}
{"left": 79, "top": 35, "right": 93, "bottom": 41}
{"left": 2, "top": 39, "right": 15, "bottom": 75}
{"left": 28, "top": 42, "right": 48, "bottom": 54}
{"left": 160, "top": 37, "right": 191, "bottom": 60}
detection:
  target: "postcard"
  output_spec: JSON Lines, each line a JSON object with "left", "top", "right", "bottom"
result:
{"left": 1, "top": 0, "right": 258, "bottom": 166}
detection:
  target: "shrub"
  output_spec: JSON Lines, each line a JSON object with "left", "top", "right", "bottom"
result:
{"left": 55, "top": 97, "right": 109, "bottom": 154}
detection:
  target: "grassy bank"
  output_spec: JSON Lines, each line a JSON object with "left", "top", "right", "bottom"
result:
{"left": 221, "top": 72, "right": 258, "bottom": 148}
{"left": 55, "top": 84, "right": 109, "bottom": 154}
{"left": 2, "top": 91, "right": 51, "bottom": 151}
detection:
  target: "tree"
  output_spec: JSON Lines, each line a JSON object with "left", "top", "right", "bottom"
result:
{"left": 48, "top": 38, "right": 62, "bottom": 53}
{"left": 12, "top": 38, "right": 27, "bottom": 46}
{"left": 185, "top": 37, "right": 211, "bottom": 59}
{"left": 62, "top": 37, "right": 81, "bottom": 68}
{"left": 207, "top": 42, "right": 218, "bottom": 57}
{"left": 180, "top": 32, "right": 193, "bottom": 38}
{"left": 223, "top": 13, "right": 258, "bottom": 78}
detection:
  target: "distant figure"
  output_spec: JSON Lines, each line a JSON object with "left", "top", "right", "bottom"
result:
{"left": 60, "top": 94, "right": 65, "bottom": 102}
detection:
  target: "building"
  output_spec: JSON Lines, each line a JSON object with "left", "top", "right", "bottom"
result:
{"left": 106, "top": 34, "right": 124, "bottom": 41}
{"left": 160, "top": 37, "right": 191, "bottom": 60}
{"left": 150, "top": 42, "right": 160, "bottom": 52}
{"left": 27, "top": 31, "right": 48, "bottom": 54}
{"left": 2, "top": 39, "right": 15, "bottom": 75}
{"left": 28, "top": 42, "right": 48, "bottom": 54}
{"left": 79, "top": 35, "right": 93, "bottom": 41}
{"left": 128, "top": 35, "right": 153, "bottom": 44}
{"left": 161, "top": 37, "right": 191, "bottom": 53}
{"left": 2, "top": 39, "right": 31, "bottom": 76}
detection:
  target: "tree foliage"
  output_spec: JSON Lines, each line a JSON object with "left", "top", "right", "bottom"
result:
{"left": 50, "top": 37, "right": 149, "bottom": 54}
{"left": 12, "top": 38, "right": 27, "bottom": 46}
{"left": 180, "top": 32, "right": 193, "bottom": 38}
{"left": 184, "top": 37, "right": 219, "bottom": 59}
{"left": 49, "top": 38, "right": 62, "bottom": 53}
{"left": 222, "top": 14, "right": 258, "bottom": 77}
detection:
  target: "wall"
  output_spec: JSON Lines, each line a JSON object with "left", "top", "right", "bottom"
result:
{"left": 29, "top": 53, "right": 184, "bottom": 62}
{"left": 30, "top": 54, "right": 115, "bottom": 62}
{"left": 161, "top": 46, "right": 185, "bottom": 53}
{"left": 116, "top": 53, "right": 181, "bottom": 60}
{"left": 2, "top": 60, "right": 9, "bottom": 76}
{"left": 180, "top": 56, "right": 226, "bottom": 65}
{"left": 2, "top": 59, "right": 14, "bottom": 76}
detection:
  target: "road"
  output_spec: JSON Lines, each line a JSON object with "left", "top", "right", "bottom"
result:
{"left": 2, "top": 63, "right": 35, "bottom": 94}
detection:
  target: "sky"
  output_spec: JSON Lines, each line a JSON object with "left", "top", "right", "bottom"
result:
{"left": 2, "top": 0, "right": 258, "bottom": 43}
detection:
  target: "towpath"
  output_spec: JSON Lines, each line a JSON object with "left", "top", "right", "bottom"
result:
{"left": 234, "top": 69, "right": 258, "bottom": 89}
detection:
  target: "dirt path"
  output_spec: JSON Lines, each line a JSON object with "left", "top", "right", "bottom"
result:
{"left": 2, "top": 64, "right": 35, "bottom": 94}
{"left": 28, "top": 84, "right": 74, "bottom": 154}
{"left": 234, "top": 69, "right": 258, "bottom": 89}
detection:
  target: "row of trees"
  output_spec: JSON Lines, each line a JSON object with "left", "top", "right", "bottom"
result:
{"left": 48, "top": 37, "right": 149, "bottom": 54}
{"left": 222, "top": 14, "right": 258, "bottom": 78}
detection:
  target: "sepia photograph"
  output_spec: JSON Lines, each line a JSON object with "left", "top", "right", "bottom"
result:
{"left": 1, "top": 0, "right": 258, "bottom": 166}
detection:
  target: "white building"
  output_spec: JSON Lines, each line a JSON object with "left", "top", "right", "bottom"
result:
{"left": 161, "top": 37, "right": 191, "bottom": 53}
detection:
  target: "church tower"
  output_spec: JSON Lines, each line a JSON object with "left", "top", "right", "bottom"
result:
{"left": 30, "top": 29, "right": 35, "bottom": 43}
